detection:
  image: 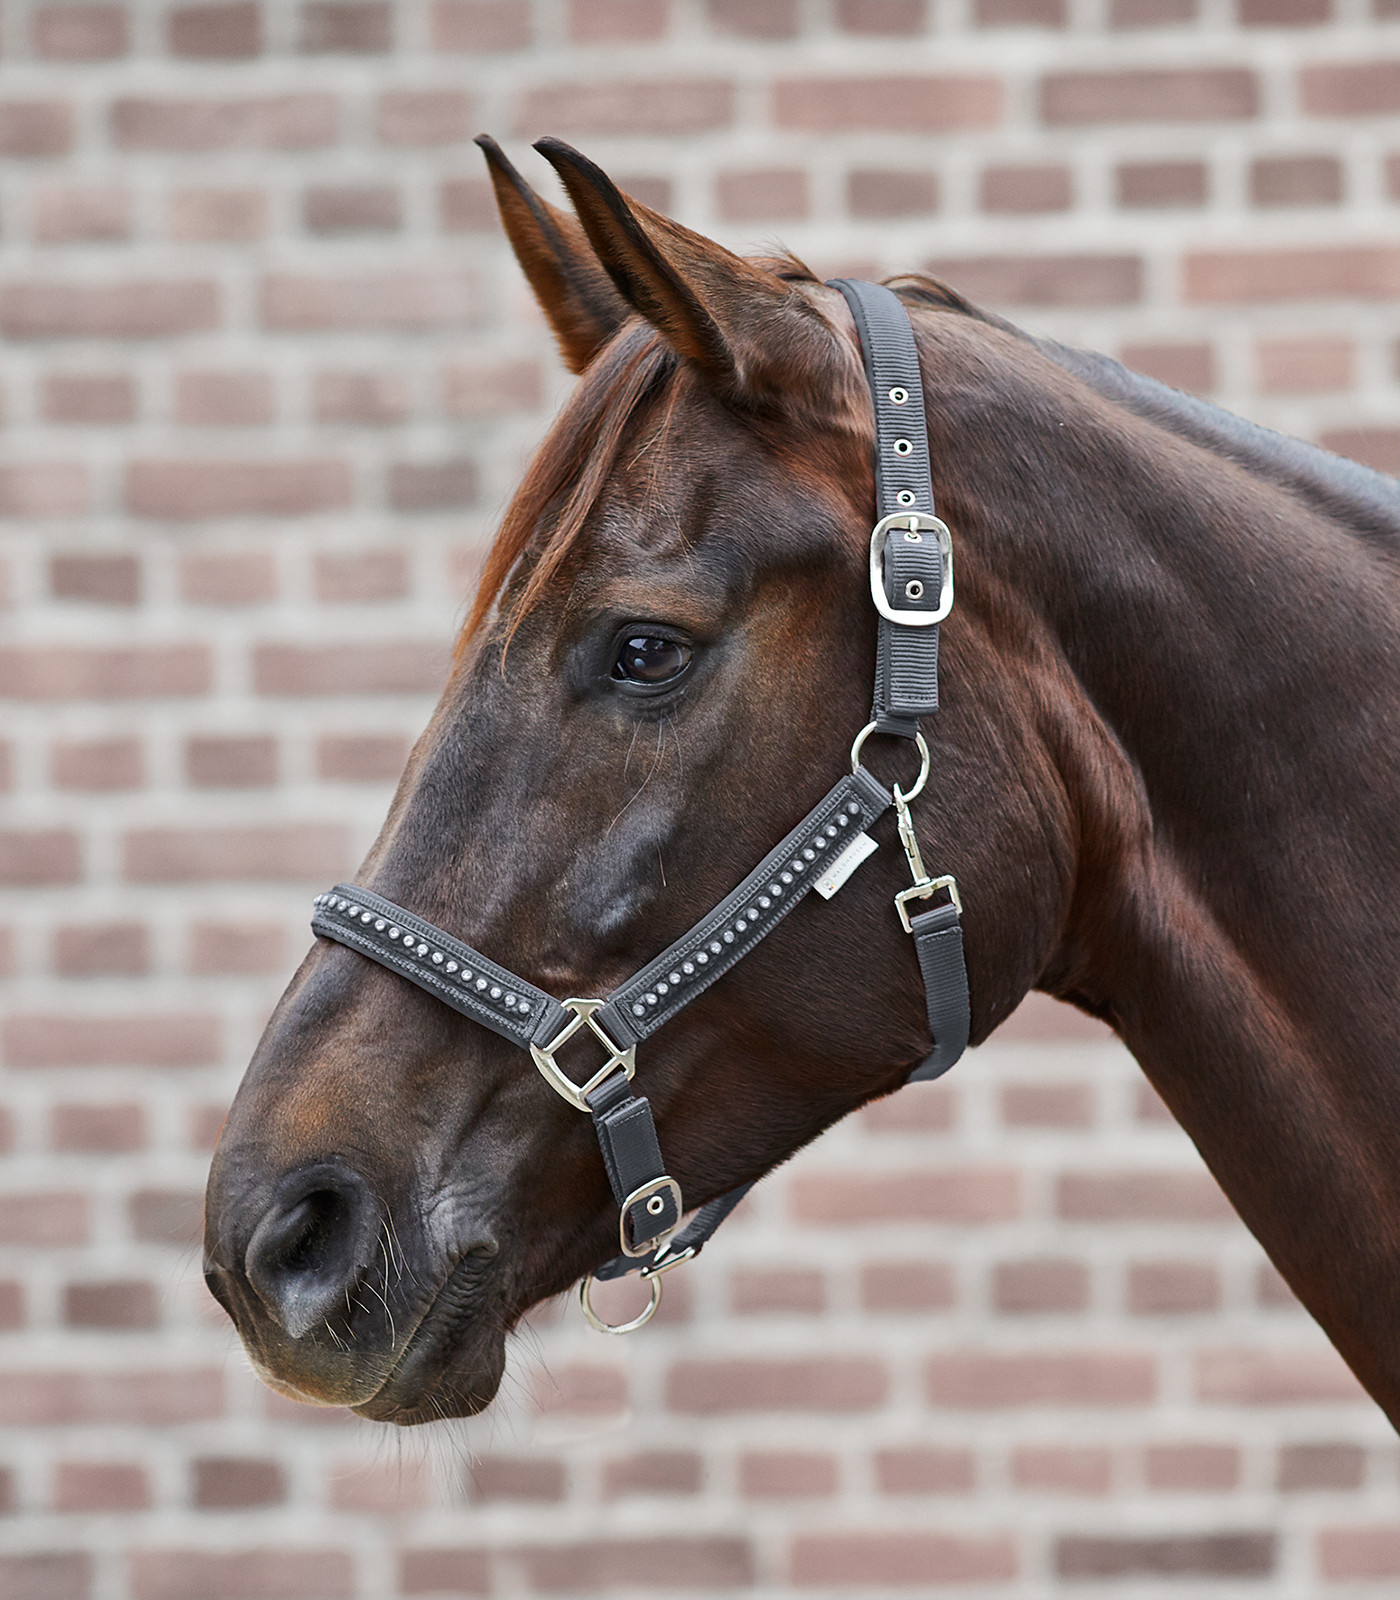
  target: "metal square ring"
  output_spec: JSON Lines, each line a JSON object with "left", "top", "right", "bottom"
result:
{"left": 529, "top": 999, "right": 636, "bottom": 1113}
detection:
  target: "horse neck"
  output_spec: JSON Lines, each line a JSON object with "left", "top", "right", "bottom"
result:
{"left": 936, "top": 323, "right": 1400, "bottom": 1424}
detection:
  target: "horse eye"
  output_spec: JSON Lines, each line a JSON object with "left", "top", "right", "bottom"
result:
{"left": 612, "top": 636, "right": 692, "bottom": 685}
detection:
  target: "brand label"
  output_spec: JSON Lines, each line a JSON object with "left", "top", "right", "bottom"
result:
{"left": 814, "top": 831, "right": 878, "bottom": 900}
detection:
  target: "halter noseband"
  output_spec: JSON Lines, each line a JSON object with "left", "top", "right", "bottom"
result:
{"left": 311, "top": 281, "right": 970, "bottom": 1332}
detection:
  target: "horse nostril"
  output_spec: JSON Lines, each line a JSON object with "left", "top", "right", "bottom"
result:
{"left": 243, "top": 1168, "right": 381, "bottom": 1341}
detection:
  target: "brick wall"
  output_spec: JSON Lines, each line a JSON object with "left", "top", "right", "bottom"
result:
{"left": 2, "top": 1, "right": 1399, "bottom": 1596}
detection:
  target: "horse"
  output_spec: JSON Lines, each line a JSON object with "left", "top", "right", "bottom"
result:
{"left": 203, "top": 136, "right": 1400, "bottom": 1430}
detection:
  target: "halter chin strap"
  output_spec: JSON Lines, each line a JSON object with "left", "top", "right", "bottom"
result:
{"left": 311, "top": 280, "right": 969, "bottom": 1331}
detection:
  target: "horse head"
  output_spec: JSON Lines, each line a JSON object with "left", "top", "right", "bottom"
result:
{"left": 202, "top": 138, "right": 1099, "bottom": 1425}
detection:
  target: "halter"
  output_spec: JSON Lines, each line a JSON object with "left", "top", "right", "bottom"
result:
{"left": 311, "top": 281, "right": 970, "bottom": 1333}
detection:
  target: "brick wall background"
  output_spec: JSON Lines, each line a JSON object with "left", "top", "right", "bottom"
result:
{"left": 3, "top": 0, "right": 1400, "bottom": 1596}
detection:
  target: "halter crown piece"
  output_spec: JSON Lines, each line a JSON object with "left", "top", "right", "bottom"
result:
{"left": 312, "top": 282, "right": 970, "bottom": 1333}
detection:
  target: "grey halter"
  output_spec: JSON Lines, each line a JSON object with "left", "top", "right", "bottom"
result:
{"left": 311, "top": 281, "right": 970, "bottom": 1332}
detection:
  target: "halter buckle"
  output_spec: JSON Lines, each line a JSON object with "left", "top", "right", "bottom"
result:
{"left": 529, "top": 999, "right": 636, "bottom": 1113}
{"left": 620, "top": 1175, "right": 683, "bottom": 1257}
{"left": 869, "top": 512, "right": 953, "bottom": 626}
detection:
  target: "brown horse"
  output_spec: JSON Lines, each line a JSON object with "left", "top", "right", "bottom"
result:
{"left": 204, "top": 137, "right": 1400, "bottom": 1429}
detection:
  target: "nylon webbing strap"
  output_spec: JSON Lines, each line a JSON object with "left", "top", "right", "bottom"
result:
{"left": 594, "top": 1181, "right": 757, "bottom": 1281}
{"left": 312, "top": 886, "right": 568, "bottom": 1048}
{"left": 907, "top": 901, "right": 971, "bottom": 1081}
{"left": 829, "top": 279, "right": 945, "bottom": 740}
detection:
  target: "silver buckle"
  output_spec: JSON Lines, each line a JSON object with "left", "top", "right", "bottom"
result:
{"left": 869, "top": 512, "right": 953, "bottom": 627}
{"left": 529, "top": 998, "right": 636, "bottom": 1113}
{"left": 620, "top": 1175, "right": 683, "bottom": 1257}
{"left": 895, "top": 874, "right": 962, "bottom": 934}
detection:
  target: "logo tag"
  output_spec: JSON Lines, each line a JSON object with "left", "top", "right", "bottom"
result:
{"left": 814, "top": 831, "right": 878, "bottom": 900}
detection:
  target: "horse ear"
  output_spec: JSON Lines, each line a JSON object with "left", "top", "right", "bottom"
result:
{"left": 532, "top": 136, "right": 814, "bottom": 398}
{"left": 475, "top": 135, "right": 631, "bottom": 375}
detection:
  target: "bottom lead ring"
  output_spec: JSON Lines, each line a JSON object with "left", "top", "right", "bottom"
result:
{"left": 579, "top": 1271, "right": 663, "bottom": 1335}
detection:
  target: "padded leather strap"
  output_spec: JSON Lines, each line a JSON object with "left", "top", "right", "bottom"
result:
{"left": 593, "top": 1179, "right": 757, "bottom": 1282}
{"left": 585, "top": 1072, "right": 680, "bottom": 1252}
{"left": 906, "top": 900, "right": 970, "bottom": 1081}
{"left": 829, "top": 278, "right": 944, "bottom": 740}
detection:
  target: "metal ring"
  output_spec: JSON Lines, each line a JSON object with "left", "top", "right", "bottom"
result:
{"left": 850, "top": 724, "right": 931, "bottom": 802}
{"left": 579, "top": 1272, "right": 662, "bottom": 1335}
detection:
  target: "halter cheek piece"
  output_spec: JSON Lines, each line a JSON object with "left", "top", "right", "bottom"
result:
{"left": 312, "top": 281, "right": 970, "bottom": 1333}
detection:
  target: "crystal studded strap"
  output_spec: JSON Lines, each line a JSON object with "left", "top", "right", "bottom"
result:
{"left": 828, "top": 278, "right": 945, "bottom": 740}
{"left": 592, "top": 767, "right": 893, "bottom": 1050}
{"left": 312, "top": 886, "right": 568, "bottom": 1048}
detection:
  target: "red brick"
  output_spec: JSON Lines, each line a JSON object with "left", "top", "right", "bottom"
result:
{"left": 0, "top": 830, "right": 81, "bottom": 885}
{"left": 261, "top": 271, "right": 474, "bottom": 330}
{"left": 511, "top": 1538, "right": 753, "bottom": 1592}
{"left": 668, "top": 1357, "right": 886, "bottom": 1413}
{"left": 1057, "top": 1170, "right": 1232, "bottom": 1221}
{"left": 4, "top": 1014, "right": 219, "bottom": 1068}
{"left": 127, "top": 459, "right": 350, "bottom": 518}
{"left": 1241, "top": 0, "right": 1329, "bottom": 17}
{"left": 0, "top": 1192, "right": 90, "bottom": 1245}
{"left": 376, "top": 91, "right": 471, "bottom": 146}
{"left": 1057, "top": 1532, "right": 1275, "bottom": 1578}
{"left": 1195, "top": 1347, "right": 1368, "bottom": 1404}
{"left": 741, "top": 1452, "right": 836, "bottom": 1497}
{"left": 431, "top": 0, "right": 532, "bottom": 49}
{"left": 185, "top": 735, "right": 277, "bottom": 788}
{"left": 1318, "top": 1525, "right": 1400, "bottom": 1579}
{"left": 175, "top": 371, "right": 274, "bottom": 426}
{"left": 875, "top": 1447, "right": 973, "bottom": 1493}
{"left": 516, "top": 79, "right": 734, "bottom": 136}
{"left": 0, "top": 1110, "right": 13, "bottom": 1153}
{"left": 33, "top": 5, "right": 130, "bottom": 58}
{"left": 302, "top": 184, "right": 399, "bottom": 235}
{"left": 980, "top": 164, "right": 1071, "bottom": 212}
{"left": 1127, "top": 1260, "right": 1220, "bottom": 1313}
{"left": 1319, "top": 428, "right": 1400, "bottom": 473}
{"left": 1112, "top": 0, "right": 1196, "bottom": 18}
{"left": 54, "top": 923, "right": 149, "bottom": 976}
{"left": 792, "top": 1532, "right": 1017, "bottom": 1586}
{"left": 1145, "top": 1442, "right": 1239, "bottom": 1489}
{"left": 602, "top": 1451, "right": 702, "bottom": 1498}
{"left": 0, "top": 101, "right": 75, "bottom": 157}
{"left": 169, "top": 3, "right": 261, "bottom": 56}
{"left": 790, "top": 1167, "right": 1019, "bottom": 1224}
{"left": 440, "top": 177, "right": 496, "bottom": 231}
{"left": 0, "top": 1555, "right": 91, "bottom": 1599}
{"left": 977, "top": 0, "right": 1065, "bottom": 21}
{"left": 316, "top": 734, "right": 410, "bottom": 781}
{"left": 1044, "top": 68, "right": 1258, "bottom": 123}
{"left": 716, "top": 168, "right": 809, "bottom": 221}
{"left": 1012, "top": 1445, "right": 1112, "bottom": 1493}
{"left": 302, "top": 1, "right": 392, "bottom": 50}
{"left": 123, "top": 824, "right": 350, "bottom": 883}
{"left": 388, "top": 459, "right": 477, "bottom": 510}
{"left": 1257, "top": 335, "right": 1353, "bottom": 391}
{"left": 1117, "top": 159, "right": 1207, "bottom": 207}
{"left": 55, "top": 1461, "right": 150, "bottom": 1511}
{"left": 399, "top": 1548, "right": 492, "bottom": 1596}
{"left": 1301, "top": 62, "right": 1400, "bottom": 115}
{"left": 0, "top": 280, "right": 218, "bottom": 338}
{"left": 180, "top": 551, "right": 276, "bottom": 604}
{"left": 991, "top": 992, "right": 1113, "bottom": 1042}
{"left": 33, "top": 184, "right": 131, "bottom": 243}
{"left": 775, "top": 75, "right": 1000, "bottom": 130}
{"left": 731, "top": 1267, "right": 825, "bottom": 1314}
{"left": 531, "top": 1363, "right": 627, "bottom": 1416}
{"left": 130, "top": 1188, "right": 202, "bottom": 1245}
{"left": 193, "top": 1457, "right": 286, "bottom": 1508}
{"left": 112, "top": 94, "right": 337, "bottom": 150}
{"left": 129, "top": 1550, "right": 353, "bottom": 1600}
{"left": 42, "top": 373, "right": 136, "bottom": 423}
{"left": 328, "top": 1457, "right": 432, "bottom": 1512}
{"left": 0, "top": 1282, "right": 23, "bottom": 1328}
{"left": 315, "top": 370, "right": 411, "bottom": 423}
{"left": 1252, "top": 154, "right": 1342, "bottom": 206}
{"left": 442, "top": 358, "right": 541, "bottom": 417}
{"left": 928, "top": 1350, "right": 1155, "bottom": 1407}
{"left": 1120, "top": 341, "right": 1214, "bottom": 391}
{"left": 52, "top": 736, "right": 144, "bottom": 788}
{"left": 861, "top": 1259, "right": 956, "bottom": 1311}
{"left": 847, "top": 168, "right": 938, "bottom": 217}
{"left": 253, "top": 642, "right": 447, "bottom": 695}
{"left": 1278, "top": 1441, "right": 1365, "bottom": 1490}
{"left": 570, "top": 0, "right": 670, "bottom": 40}
{"left": 925, "top": 253, "right": 1141, "bottom": 306}
{"left": 169, "top": 187, "right": 268, "bottom": 240}
{"left": 1000, "top": 1081, "right": 1092, "bottom": 1126}
{"left": 837, "top": 0, "right": 928, "bottom": 31}
{"left": 189, "top": 921, "right": 285, "bottom": 974}
{"left": 708, "top": 0, "right": 795, "bottom": 32}
{"left": 64, "top": 1280, "right": 158, "bottom": 1329}
{"left": 467, "top": 1456, "right": 564, "bottom": 1502}
{"left": 860, "top": 1082, "right": 954, "bottom": 1131}
{"left": 50, "top": 554, "right": 139, "bottom": 605}
{"left": 1, "top": 463, "right": 86, "bottom": 521}
{"left": 1187, "top": 245, "right": 1400, "bottom": 301}
{"left": 994, "top": 1258, "right": 1089, "bottom": 1313}
{"left": 314, "top": 550, "right": 407, "bottom": 602}
{"left": 51, "top": 1102, "right": 146, "bottom": 1151}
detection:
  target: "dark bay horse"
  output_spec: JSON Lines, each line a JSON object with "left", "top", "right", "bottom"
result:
{"left": 204, "top": 137, "right": 1400, "bottom": 1429}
